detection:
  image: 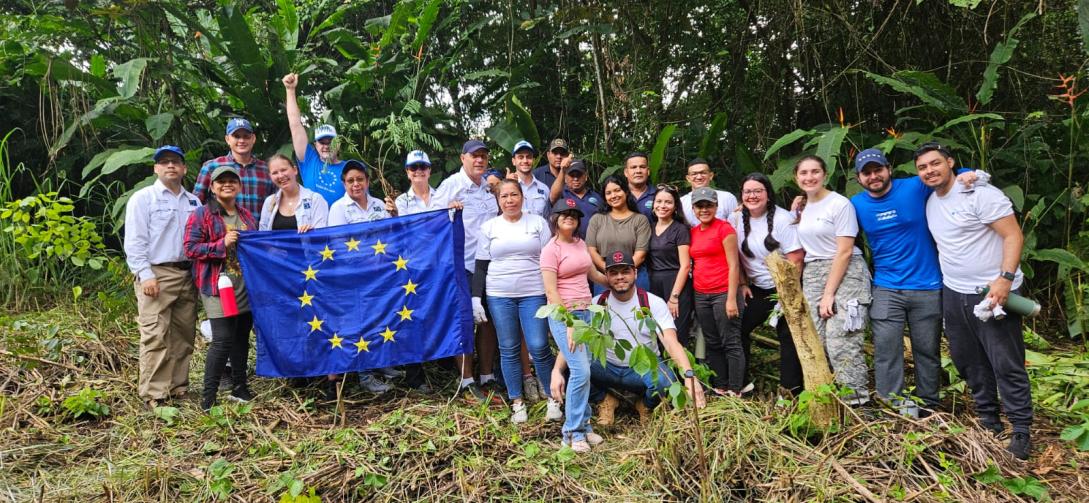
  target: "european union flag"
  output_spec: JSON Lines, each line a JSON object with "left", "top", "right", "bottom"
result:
{"left": 236, "top": 209, "right": 474, "bottom": 378}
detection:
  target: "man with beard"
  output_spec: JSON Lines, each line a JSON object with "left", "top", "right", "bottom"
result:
{"left": 283, "top": 73, "right": 347, "bottom": 205}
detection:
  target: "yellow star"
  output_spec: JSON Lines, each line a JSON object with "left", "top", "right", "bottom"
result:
{"left": 345, "top": 237, "right": 361, "bottom": 251}
{"left": 297, "top": 290, "right": 314, "bottom": 307}
{"left": 397, "top": 305, "right": 414, "bottom": 321}
{"left": 302, "top": 264, "right": 318, "bottom": 281}
{"left": 328, "top": 333, "right": 343, "bottom": 349}
{"left": 371, "top": 240, "right": 388, "bottom": 255}
{"left": 307, "top": 315, "right": 324, "bottom": 333}
{"left": 354, "top": 337, "right": 370, "bottom": 353}
{"left": 401, "top": 279, "right": 418, "bottom": 295}
{"left": 380, "top": 326, "right": 396, "bottom": 342}
{"left": 319, "top": 245, "right": 335, "bottom": 261}
{"left": 393, "top": 255, "right": 409, "bottom": 271}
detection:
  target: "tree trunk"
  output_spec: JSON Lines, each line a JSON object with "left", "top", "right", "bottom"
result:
{"left": 765, "top": 251, "right": 838, "bottom": 429}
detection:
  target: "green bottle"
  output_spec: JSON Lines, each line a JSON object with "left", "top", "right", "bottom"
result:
{"left": 977, "top": 286, "right": 1041, "bottom": 318}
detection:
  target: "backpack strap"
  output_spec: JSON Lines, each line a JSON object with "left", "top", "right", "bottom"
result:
{"left": 596, "top": 290, "right": 610, "bottom": 306}
{"left": 636, "top": 287, "right": 649, "bottom": 310}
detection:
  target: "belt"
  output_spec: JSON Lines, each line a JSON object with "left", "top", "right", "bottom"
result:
{"left": 154, "top": 261, "right": 192, "bottom": 270}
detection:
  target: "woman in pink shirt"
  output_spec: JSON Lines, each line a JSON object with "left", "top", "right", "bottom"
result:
{"left": 541, "top": 198, "right": 607, "bottom": 453}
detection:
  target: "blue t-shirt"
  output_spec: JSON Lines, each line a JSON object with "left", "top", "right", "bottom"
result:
{"left": 851, "top": 177, "right": 942, "bottom": 290}
{"left": 298, "top": 144, "right": 347, "bottom": 206}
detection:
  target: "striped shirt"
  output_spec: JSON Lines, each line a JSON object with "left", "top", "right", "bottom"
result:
{"left": 193, "top": 153, "right": 275, "bottom": 225}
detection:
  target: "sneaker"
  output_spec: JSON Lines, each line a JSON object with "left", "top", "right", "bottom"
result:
{"left": 1007, "top": 432, "right": 1031, "bottom": 460}
{"left": 511, "top": 402, "right": 528, "bottom": 424}
{"left": 375, "top": 367, "right": 405, "bottom": 379}
{"left": 522, "top": 376, "right": 541, "bottom": 402}
{"left": 228, "top": 386, "right": 254, "bottom": 403}
{"left": 460, "top": 382, "right": 492, "bottom": 404}
{"left": 358, "top": 373, "right": 392, "bottom": 394}
{"left": 546, "top": 398, "right": 563, "bottom": 421}
{"left": 981, "top": 418, "right": 1005, "bottom": 436}
{"left": 218, "top": 373, "right": 234, "bottom": 392}
{"left": 586, "top": 432, "right": 604, "bottom": 446}
{"left": 562, "top": 438, "right": 591, "bottom": 453}
{"left": 596, "top": 392, "right": 621, "bottom": 426}
{"left": 201, "top": 395, "right": 215, "bottom": 412}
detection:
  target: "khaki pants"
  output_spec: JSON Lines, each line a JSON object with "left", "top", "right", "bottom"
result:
{"left": 135, "top": 265, "right": 198, "bottom": 401}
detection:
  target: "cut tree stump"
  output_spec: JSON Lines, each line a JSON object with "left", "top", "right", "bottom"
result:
{"left": 765, "top": 251, "right": 838, "bottom": 429}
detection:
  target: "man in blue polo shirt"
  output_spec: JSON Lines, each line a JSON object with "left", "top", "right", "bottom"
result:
{"left": 624, "top": 151, "right": 656, "bottom": 221}
{"left": 559, "top": 160, "right": 604, "bottom": 238}
{"left": 283, "top": 73, "right": 346, "bottom": 205}
{"left": 850, "top": 148, "right": 983, "bottom": 417}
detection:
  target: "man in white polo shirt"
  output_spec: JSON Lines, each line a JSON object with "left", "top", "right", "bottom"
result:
{"left": 679, "top": 158, "right": 738, "bottom": 227}
{"left": 435, "top": 140, "right": 501, "bottom": 403}
{"left": 918, "top": 141, "right": 1032, "bottom": 460}
{"left": 124, "top": 145, "right": 201, "bottom": 410}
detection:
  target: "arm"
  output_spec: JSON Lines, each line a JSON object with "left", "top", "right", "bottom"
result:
{"left": 550, "top": 350, "right": 568, "bottom": 402}
{"left": 183, "top": 209, "right": 227, "bottom": 260}
{"left": 282, "top": 73, "right": 309, "bottom": 161}
{"left": 585, "top": 215, "right": 607, "bottom": 271}
{"left": 548, "top": 159, "right": 570, "bottom": 203}
{"left": 542, "top": 269, "right": 563, "bottom": 306}
{"left": 471, "top": 259, "right": 490, "bottom": 298}
{"left": 632, "top": 217, "right": 651, "bottom": 267}
{"left": 123, "top": 192, "right": 154, "bottom": 283}
{"left": 819, "top": 236, "right": 855, "bottom": 319}
{"left": 658, "top": 327, "right": 706, "bottom": 408}
{"left": 667, "top": 245, "right": 691, "bottom": 315}
{"left": 588, "top": 266, "right": 608, "bottom": 286}
{"left": 786, "top": 249, "right": 805, "bottom": 269}
{"left": 724, "top": 234, "right": 740, "bottom": 318}
{"left": 986, "top": 214, "right": 1024, "bottom": 307}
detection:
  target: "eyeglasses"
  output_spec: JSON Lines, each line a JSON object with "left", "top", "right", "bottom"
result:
{"left": 344, "top": 177, "right": 368, "bottom": 185}
{"left": 742, "top": 188, "right": 766, "bottom": 196}
{"left": 407, "top": 164, "right": 430, "bottom": 171}
{"left": 656, "top": 183, "right": 678, "bottom": 192}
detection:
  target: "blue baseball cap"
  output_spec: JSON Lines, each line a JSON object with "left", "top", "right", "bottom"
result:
{"left": 405, "top": 150, "right": 431, "bottom": 167}
{"left": 512, "top": 140, "right": 536, "bottom": 155}
{"left": 313, "top": 124, "right": 337, "bottom": 142}
{"left": 462, "top": 140, "right": 489, "bottom": 154}
{"left": 153, "top": 145, "right": 185, "bottom": 162}
{"left": 226, "top": 118, "right": 254, "bottom": 135}
{"left": 854, "top": 148, "right": 889, "bottom": 172}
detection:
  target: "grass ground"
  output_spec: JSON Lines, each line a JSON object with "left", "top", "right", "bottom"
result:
{"left": 1, "top": 300, "right": 1087, "bottom": 502}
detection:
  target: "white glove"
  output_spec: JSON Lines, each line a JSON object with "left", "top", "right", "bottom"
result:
{"left": 471, "top": 297, "right": 488, "bottom": 324}
{"left": 843, "top": 299, "right": 863, "bottom": 332}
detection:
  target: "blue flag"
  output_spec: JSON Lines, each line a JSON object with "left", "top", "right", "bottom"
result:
{"left": 236, "top": 209, "right": 473, "bottom": 378}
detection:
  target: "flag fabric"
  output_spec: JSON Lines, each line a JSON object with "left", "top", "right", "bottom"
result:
{"left": 236, "top": 209, "right": 473, "bottom": 378}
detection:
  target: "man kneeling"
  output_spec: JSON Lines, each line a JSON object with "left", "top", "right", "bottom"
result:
{"left": 552, "top": 252, "right": 705, "bottom": 440}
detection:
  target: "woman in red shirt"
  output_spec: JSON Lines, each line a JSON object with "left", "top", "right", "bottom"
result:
{"left": 688, "top": 187, "right": 744, "bottom": 396}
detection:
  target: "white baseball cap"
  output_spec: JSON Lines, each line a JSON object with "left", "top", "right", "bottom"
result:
{"left": 405, "top": 150, "right": 431, "bottom": 167}
{"left": 314, "top": 124, "right": 337, "bottom": 142}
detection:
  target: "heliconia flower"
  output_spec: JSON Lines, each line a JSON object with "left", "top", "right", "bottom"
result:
{"left": 1054, "top": 73, "right": 1086, "bottom": 109}
{"left": 885, "top": 127, "right": 902, "bottom": 139}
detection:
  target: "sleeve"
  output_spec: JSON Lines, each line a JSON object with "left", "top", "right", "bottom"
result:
{"left": 258, "top": 194, "right": 275, "bottom": 231}
{"left": 776, "top": 212, "right": 802, "bottom": 253}
{"left": 633, "top": 215, "right": 652, "bottom": 251}
{"left": 585, "top": 214, "right": 603, "bottom": 249}
{"left": 536, "top": 216, "right": 553, "bottom": 250}
{"left": 539, "top": 240, "right": 559, "bottom": 273}
{"left": 475, "top": 221, "right": 493, "bottom": 260}
{"left": 123, "top": 190, "right": 154, "bottom": 282}
{"left": 434, "top": 178, "right": 458, "bottom": 205}
{"left": 472, "top": 259, "right": 490, "bottom": 298}
{"left": 395, "top": 194, "right": 409, "bottom": 216}
{"left": 649, "top": 296, "right": 677, "bottom": 332}
{"left": 183, "top": 209, "right": 227, "bottom": 260}
{"left": 832, "top": 199, "right": 860, "bottom": 238}
{"left": 327, "top": 201, "right": 346, "bottom": 227}
{"left": 192, "top": 162, "right": 212, "bottom": 203}
{"left": 674, "top": 222, "right": 691, "bottom": 246}
{"left": 311, "top": 196, "right": 330, "bottom": 228}
{"left": 974, "top": 186, "right": 1015, "bottom": 224}
{"left": 298, "top": 144, "right": 318, "bottom": 177}
{"left": 718, "top": 191, "right": 738, "bottom": 218}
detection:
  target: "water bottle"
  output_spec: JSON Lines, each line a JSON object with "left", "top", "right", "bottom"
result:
{"left": 977, "top": 286, "right": 1041, "bottom": 317}
{"left": 218, "top": 273, "right": 239, "bottom": 317}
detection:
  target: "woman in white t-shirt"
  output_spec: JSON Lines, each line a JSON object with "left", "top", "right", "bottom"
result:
{"left": 473, "top": 179, "right": 560, "bottom": 424}
{"left": 728, "top": 173, "right": 805, "bottom": 395}
{"left": 794, "top": 155, "right": 872, "bottom": 403}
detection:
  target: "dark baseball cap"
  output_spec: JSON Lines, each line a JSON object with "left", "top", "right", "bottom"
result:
{"left": 854, "top": 148, "right": 889, "bottom": 172}
{"left": 566, "top": 159, "right": 587, "bottom": 175}
{"left": 691, "top": 186, "right": 718, "bottom": 205}
{"left": 462, "top": 140, "right": 489, "bottom": 154}
{"left": 551, "top": 197, "right": 584, "bottom": 217}
{"left": 548, "top": 139, "right": 569, "bottom": 152}
{"left": 605, "top": 251, "right": 635, "bottom": 270}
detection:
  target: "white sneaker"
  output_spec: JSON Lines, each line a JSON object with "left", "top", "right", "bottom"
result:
{"left": 562, "top": 438, "right": 591, "bottom": 453}
{"left": 546, "top": 398, "right": 563, "bottom": 421}
{"left": 740, "top": 382, "right": 755, "bottom": 395}
{"left": 358, "top": 373, "right": 392, "bottom": 394}
{"left": 511, "top": 402, "right": 528, "bottom": 424}
{"left": 586, "top": 432, "right": 604, "bottom": 446}
{"left": 375, "top": 367, "right": 404, "bottom": 379}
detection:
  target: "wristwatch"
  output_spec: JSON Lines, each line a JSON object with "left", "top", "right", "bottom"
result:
{"left": 1000, "top": 271, "right": 1016, "bottom": 281}
{"left": 683, "top": 369, "right": 695, "bottom": 378}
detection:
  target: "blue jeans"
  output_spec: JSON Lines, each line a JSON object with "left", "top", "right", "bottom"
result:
{"left": 589, "top": 358, "right": 677, "bottom": 408}
{"left": 487, "top": 295, "right": 555, "bottom": 401}
{"left": 548, "top": 310, "right": 594, "bottom": 442}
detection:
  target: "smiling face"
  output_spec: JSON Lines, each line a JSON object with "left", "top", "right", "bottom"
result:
{"left": 342, "top": 166, "right": 369, "bottom": 202}
{"left": 625, "top": 156, "right": 649, "bottom": 187}
{"left": 685, "top": 163, "right": 713, "bottom": 189}
{"left": 652, "top": 190, "right": 676, "bottom": 220}
{"left": 603, "top": 181, "right": 627, "bottom": 210}
{"left": 857, "top": 163, "right": 892, "bottom": 196}
{"left": 269, "top": 157, "right": 299, "bottom": 190}
{"left": 606, "top": 265, "right": 636, "bottom": 295}
{"left": 555, "top": 210, "right": 580, "bottom": 235}
{"left": 694, "top": 201, "right": 717, "bottom": 225}
{"left": 225, "top": 129, "right": 255, "bottom": 158}
{"left": 513, "top": 151, "right": 535, "bottom": 174}
{"left": 915, "top": 151, "right": 955, "bottom": 190}
{"left": 740, "top": 180, "right": 768, "bottom": 215}
{"left": 565, "top": 170, "right": 587, "bottom": 192}
{"left": 153, "top": 153, "right": 187, "bottom": 185}
{"left": 497, "top": 181, "right": 523, "bottom": 217}
{"left": 460, "top": 150, "right": 490, "bottom": 182}
{"left": 794, "top": 159, "right": 826, "bottom": 196}
{"left": 211, "top": 175, "right": 241, "bottom": 203}
{"left": 405, "top": 163, "right": 431, "bottom": 185}
{"left": 314, "top": 138, "right": 336, "bottom": 162}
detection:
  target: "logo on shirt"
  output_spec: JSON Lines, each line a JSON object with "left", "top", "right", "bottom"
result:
{"left": 303, "top": 200, "right": 311, "bottom": 209}
{"left": 875, "top": 209, "right": 897, "bottom": 222}
{"left": 188, "top": 199, "right": 198, "bottom": 207}
{"left": 589, "top": 197, "right": 599, "bottom": 205}
{"left": 644, "top": 200, "right": 652, "bottom": 208}
{"left": 564, "top": 198, "right": 576, "bottom": 208}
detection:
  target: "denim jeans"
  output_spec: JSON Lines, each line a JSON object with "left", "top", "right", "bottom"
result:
{"left": 870, "top": 287, "right": 942, "bottom": 408}
{"left": 487, "top": 295, "right": 555, "bottom": 401}
{"left": 589, "top": 358, "right": 677, "bottom": 408}
{"left": 548, "top": 310, "right": 594, "bottom": 442}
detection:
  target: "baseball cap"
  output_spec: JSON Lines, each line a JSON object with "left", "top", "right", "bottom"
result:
{"left": 512, "top": 140, "right": 537, "bottom": 155}
{"left": 210, "top": 165, "right": 240, "bottom": 181}
{"left": 605, "top": 251, "right": 635, "bottom": 270}
{"left": 405, "top": 150, "right": 431, "bottom": 167}
{"left": 854, "top": 148, "right": 889, "bottom": 172}
{"left": 153, "top": 145, "right": 185, "bottom": 162}
{"left": 551, "top": 197, "right": 584, "bottom": 218}
{"left": 913, "top": 141, "right": 953, "bottom": 160}
{"left": 343, "top": 159, "right": 370, "bottom": 176}
{"left": 566, "top": 159, "right": 587, "bottom": 175}
{"left": 314, "top": 124, "right": 337, "bottom": 142}
{"left": 691, "top": 186, "right": 718, "bottom": 205}
{"left": 548, "top": 139, "right": 569, "bottom": 152}
{"left": 462, "top": 140, "right": 489, "bottom": 154}
{"left": 225, "top": 118, "right": 253, "bottom": 135}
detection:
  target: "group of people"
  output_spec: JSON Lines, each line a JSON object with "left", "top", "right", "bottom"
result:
{"left": 122, "top": 74, "right": 1035, "bottom": 460}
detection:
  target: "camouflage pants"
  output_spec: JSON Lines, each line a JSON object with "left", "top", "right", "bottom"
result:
{"left": 802, "top": 255, "right": 872, "bottom": 396}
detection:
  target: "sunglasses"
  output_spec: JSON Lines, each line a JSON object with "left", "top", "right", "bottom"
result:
{"left": 407, "top": 163, "right": 431, "bottom": 171}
